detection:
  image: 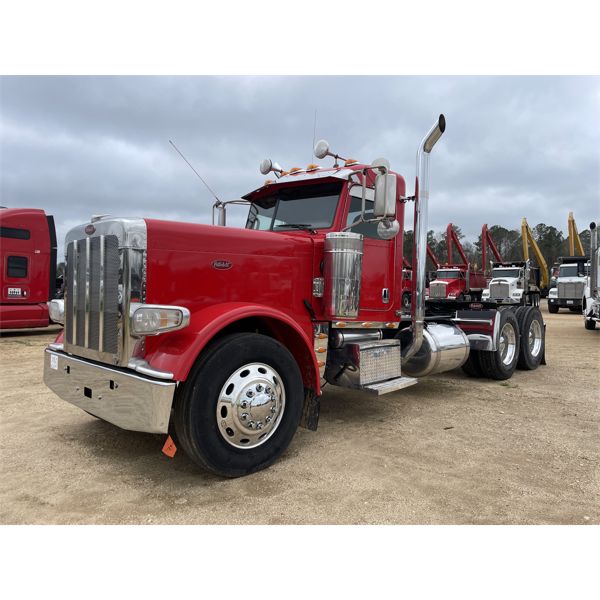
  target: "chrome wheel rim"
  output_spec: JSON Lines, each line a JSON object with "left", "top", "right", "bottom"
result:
{"left": 499, "top": 322, "right": 517, "bottom": 366}
{"left": 528, "top": 319, "right": 542, "bottom": 357}
{"left": 216, "top": 362, "right": 285, "bottom": 449}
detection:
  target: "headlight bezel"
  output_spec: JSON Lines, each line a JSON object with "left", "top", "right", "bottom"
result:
{"left": 129, "top": 303, "right": 191, "bottom": 336}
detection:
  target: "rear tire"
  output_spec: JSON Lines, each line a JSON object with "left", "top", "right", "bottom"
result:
{"left": 173, "top": 332, "right": 304, "bottom": 477}
{"left": 479, "top": 309, "right": 520, "bottom": 380}
{"left": 461, "top": 350, "right": 483, "bottom": 377}
{"left": 548, "top": 303, "right": 559, "bottom": 314}
{"left": 516, "top": 306, "right": 545, "bottom": 370}
{"left": 569, "top": 306, "right": 581, "bottom": 313}
{"left": 585, "top": 318, "right": 596, "bottom": 330}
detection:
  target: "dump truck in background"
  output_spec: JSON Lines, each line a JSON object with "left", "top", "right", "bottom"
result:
{"left": 43, "top": 115, "right": 546, "bottom": 477}
{"left": 0, "top": 207, "right": 59, "bottom": 330}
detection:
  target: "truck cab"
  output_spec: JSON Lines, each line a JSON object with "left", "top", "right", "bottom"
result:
{"left": 548, "top": 257, "right": 589, "bottom": 313}
{"left": 482, "top": 260, "right": 540, "bottom": 306}
{"left": 0, "top": 207, "right": 58, "bottom": 329}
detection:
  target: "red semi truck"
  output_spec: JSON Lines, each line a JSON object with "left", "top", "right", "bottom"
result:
{"left": 43, "top": 115, "right": 546, "bottom": 477}
{"left": 0, "top": 207, "right": 58, "bottom": 330}
{"left": 427, "top": 223, "right": 499, "bottom": 301}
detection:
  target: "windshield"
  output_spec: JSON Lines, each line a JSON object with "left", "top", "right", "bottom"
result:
{"left": 245, "top": 182, "right": 342, "bottom": 231}
{"left": 559, "top": 265, "right": 578, "bottom": 277}
{"left": 492, "top": 268, "right": 521, "bottom": 278}
{"left": 436, "top": 270, "right": 462, "bottom": 280}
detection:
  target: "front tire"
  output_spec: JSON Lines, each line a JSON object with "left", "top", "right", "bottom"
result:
{"left": 548, "top": 303, "right": 559, "bottom": 314}
{"left": 173, "top": 333, "right": 304, "bottom": 477}
{"left": 479, "top": 309, "right": 520, "bottom": 380}
{"left": 585, "top": 318, "right": 597, "bottom": 330}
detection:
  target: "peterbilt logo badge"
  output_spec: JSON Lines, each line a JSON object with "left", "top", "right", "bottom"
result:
{"left": 85, "top": 224, "right": 96, "bottom": 235}
{"left": 212, "top": 260, "right": 232, "bottom": 270}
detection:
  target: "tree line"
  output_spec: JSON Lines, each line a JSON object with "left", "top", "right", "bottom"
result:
{"left": 404, "top": 224, "right": 592, "bottom": 274}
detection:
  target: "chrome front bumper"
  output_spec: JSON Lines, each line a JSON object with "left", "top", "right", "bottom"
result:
{"left": 43, "top": 349, "right": 176, "bottom": 433}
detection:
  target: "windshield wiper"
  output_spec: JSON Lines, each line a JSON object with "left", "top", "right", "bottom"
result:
{"left": 273, "top": 223, "right": 317, "bottom": 234}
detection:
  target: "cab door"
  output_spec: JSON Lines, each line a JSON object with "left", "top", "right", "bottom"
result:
{"left": 344, "top": 189, "right": 396, "bottom": 315}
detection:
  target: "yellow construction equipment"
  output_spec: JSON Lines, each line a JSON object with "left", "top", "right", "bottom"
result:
{"left": 521, "top": 217, "right": 549, "bottom": 290}
{"left": 567, "top": 211, "right": 585, "bottom": 256}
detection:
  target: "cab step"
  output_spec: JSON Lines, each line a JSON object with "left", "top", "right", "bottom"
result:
{"left": 363, "top": 376, "right": 418, "bottom": 396}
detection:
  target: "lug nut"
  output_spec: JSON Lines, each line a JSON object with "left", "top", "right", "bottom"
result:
{"left": 241, "top": 413, "right": 248, "bottom": 421}
{"left": 271, "top": 406, "right": 277, "bottom": 413}
{"left": 249, "top": 421, "right": 255, "bottom": 429}
{"left": 241, "top": 400, "right": 248, "bottom": 409}
{"left": 265, "top": 386, "right": 272, "bottom": 394}
{"left": 256, "top": 384, "right": 263, "bottom": 392}
{"left": 256, "top": 421, "right": 263, "bottom": 429}
{"left": 265, "top": 416, "right": 271, "bottom": 423}
{"left": 246, "top": 390, "right": 254, "bottom": 398}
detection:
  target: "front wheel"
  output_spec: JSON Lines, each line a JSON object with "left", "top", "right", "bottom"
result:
{"left": 585, "top": 318, "right": 596, "bottom": 330}
{"left": 173, "top": 333, "right": 304, "bottom": 477}
{"left": 548, "top": 303, "right": 559, "bottom": 314}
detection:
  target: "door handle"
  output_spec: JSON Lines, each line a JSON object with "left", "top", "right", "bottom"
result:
{"left": 382, "top": 288, "right": 390, "bottom": 303}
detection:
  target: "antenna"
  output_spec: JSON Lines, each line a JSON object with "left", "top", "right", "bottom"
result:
{"left": 311, "top": 109, "right": 317, "bottom": 162}
{"left": 169, "top": 140, "right": 221, "bottom": 203}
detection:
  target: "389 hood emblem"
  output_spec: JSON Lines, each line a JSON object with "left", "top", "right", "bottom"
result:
{"left": 212, "top": 260, "right": 232, "bottom": 270}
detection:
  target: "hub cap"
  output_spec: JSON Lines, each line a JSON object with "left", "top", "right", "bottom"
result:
{"left": 528, "top": 319, "right": 542, "bottom": 357}
{"left": 216, "top": 362, "right": 285, "bottom": 449}
{"left": 499, "top": 322, "right": 517, "bottom": 366}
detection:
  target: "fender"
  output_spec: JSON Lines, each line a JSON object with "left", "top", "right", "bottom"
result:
{"left": 144, "top": 302, "right": 321, "bottom": 393}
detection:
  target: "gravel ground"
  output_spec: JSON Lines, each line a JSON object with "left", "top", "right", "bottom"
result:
{"left": 1, "top": 302, "right": 598, "bottom": 524}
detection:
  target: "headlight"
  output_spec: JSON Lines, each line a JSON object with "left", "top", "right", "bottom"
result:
{"left": 130, "top": 304, "right": 190, "bottom": 336}
{"left": 48, "top": 299, "right": 65, "bottom": 324}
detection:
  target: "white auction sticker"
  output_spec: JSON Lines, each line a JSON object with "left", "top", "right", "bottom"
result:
{"left": 50, "top": 354, "right": 58, "bottom": 370}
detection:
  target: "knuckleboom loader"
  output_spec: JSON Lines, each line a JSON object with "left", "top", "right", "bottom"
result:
{"left": 43, "top": 115, "right": 547, "bottom": 477}
{"left": 583, "top": 222, "right": 599, "bottom": 330}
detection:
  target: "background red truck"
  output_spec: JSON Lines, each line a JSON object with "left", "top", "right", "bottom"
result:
{"left": 43, "top": 115, "right": 546, "bottom": 477}
{"left": 427, "top": 223, "right": 500, "bottom": 301}
{"left": 0, "top": 207, "right": 58, "bottom": 329}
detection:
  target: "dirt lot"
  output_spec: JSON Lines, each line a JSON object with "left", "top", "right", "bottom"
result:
{"left": 1, "top": 302, "right": 598, "bottom": 525}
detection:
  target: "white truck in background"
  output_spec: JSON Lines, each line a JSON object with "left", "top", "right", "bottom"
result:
{"left": 583, "top": 222, "right": 599, "bottom": 330}
{"left": 481, "top": 260, "right": 541, "bottom": 307}
{"left": 548, "top": 256, "right": 589, "bottom": 314}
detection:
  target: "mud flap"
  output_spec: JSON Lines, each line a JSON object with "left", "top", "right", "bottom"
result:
{"left": 300, "top": 388, "right": 320, "bottom": 431}
{"left": 541, "top": 322, "right": 547, "bottom": 365}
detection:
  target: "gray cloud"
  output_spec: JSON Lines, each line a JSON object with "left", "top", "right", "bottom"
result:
{"left": 1, "top": 76, "right": 599, "bottom": 255}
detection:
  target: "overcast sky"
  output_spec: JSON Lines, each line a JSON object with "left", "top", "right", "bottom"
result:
{"left": 1, "top": 76, "right": 598, "bottom": 254}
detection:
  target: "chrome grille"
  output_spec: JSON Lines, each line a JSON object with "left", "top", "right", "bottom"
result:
{"left": 490, "top": 282, "right": 510, "bottom": 299}
{"left": 558, "top": 281, "right": 585, "bottom": 299}
{"left": 65, "top": 235, "right": 120, "bottom": 358}
{"left": 429, "top": 282, "right": 447, "bottom": 298}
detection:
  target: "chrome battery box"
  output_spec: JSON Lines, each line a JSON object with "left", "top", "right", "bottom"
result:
{"left": 325, "top": 339, "right": 401, "bottom": 389}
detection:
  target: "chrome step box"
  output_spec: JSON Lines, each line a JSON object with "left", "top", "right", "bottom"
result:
{"left": 325, "top": 339, "right": 402, "bottom": 389}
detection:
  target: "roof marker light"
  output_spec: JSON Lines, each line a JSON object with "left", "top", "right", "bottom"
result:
{"left": 306, "top": 164, "right": 320, "bottom": 171}
{"left": 289, "top": 167, "right": 303, "bottom": 174}
{"left": 345, "top": 158, "right": 359, "bottom": 166}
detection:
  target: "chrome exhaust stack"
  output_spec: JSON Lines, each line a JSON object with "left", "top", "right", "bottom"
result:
{"left": 402, "top": 114, "right": 446, "bottom": 364}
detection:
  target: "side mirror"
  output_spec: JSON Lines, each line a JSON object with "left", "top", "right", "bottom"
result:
{"left": 377, "top": 219, "right": 400, "bottom": 240}
{"left": 373, "top": 170, "right": 397, "bottom": 218}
